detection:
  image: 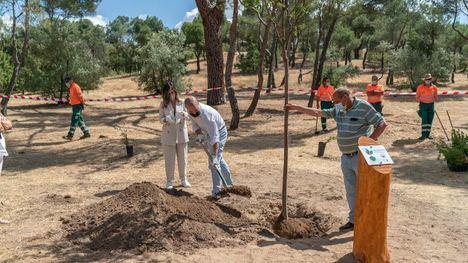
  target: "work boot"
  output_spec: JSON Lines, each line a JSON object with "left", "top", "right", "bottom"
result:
{"left": 339, "top": 222, "right": 354, "bottom": 232}
{"left": 62, "top": 135, "right": 73, "bottom": 141}
{"left": 181, "top": 180, "right": 191, "bottom": 188}
{"left": 80, "top": 133, "right": 91, "bottom": 140}
{"left": 165, "top": 181, "right": 173, "bottom": 190}
{"left": 211, "top": 192, "right": 221, "bottom": 201}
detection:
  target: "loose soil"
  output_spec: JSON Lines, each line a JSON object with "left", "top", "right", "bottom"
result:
{"left": 63, "top": 182, "right": 259, "bottom": 253}
{"left": 219, "top": 185, "right": 253, "bottom": 198}
{"left": 62, "top": 182, "right": 335, "bottom": 255}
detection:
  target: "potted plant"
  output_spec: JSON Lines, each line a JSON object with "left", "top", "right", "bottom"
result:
{"left": 115, "top": 125, "right": 133, "bottom": 157}
{"left": 317, "top": 136, "right": 336, "bottom": 157}
{"left": 436, "top": 129, "right": 467, "bottom": 172}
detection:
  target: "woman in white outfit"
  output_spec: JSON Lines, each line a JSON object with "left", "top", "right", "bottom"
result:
{"left": 0, "top": 113, "right": 12, "bottom": 224}
{"left": 159, "top": 82, "right": 191, "bottom": 190}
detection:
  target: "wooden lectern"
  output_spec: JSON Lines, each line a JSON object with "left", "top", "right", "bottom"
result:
{"left": 353, "top": 137, "right": 392, "bottom": 263}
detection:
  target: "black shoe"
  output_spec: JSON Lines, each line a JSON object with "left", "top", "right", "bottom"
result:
{"left": 62, "top": 135, "right": 73, "bottom": 141}
{"left": 426, "top": 135, "right": 433, "bottom": 140}
{"left": 339, "top": 222, "right": 354, "bottom": 232}
{"left": 80, "top": 133, "right": 91, "bottom": 140}
{"left": 418, "top": 136, "right": 426, "bottom": 141}
{"left": 323, "top": 128, "right": 329, "bottom": 132}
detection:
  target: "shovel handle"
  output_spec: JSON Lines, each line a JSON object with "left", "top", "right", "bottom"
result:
{"left": 198, "top": 141, "right": 228, "bottom": 187}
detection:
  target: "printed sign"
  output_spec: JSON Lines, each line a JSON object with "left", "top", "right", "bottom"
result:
{"left": 358, "top": 145, "right": 394, "bottom": 166}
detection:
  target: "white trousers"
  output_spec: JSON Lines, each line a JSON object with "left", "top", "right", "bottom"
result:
{"left": 163, "top": 143, "right": 188, "bottom": 183}
{"left": 0, "top": 156, "right": 3, "bottom": 176}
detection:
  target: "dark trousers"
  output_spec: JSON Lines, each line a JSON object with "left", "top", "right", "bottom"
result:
{"left": 371, "top": 102, "right": 383, "bottom": 115}
{"left": 418, "top": 103, "right": 434, "bottom": 138}
{"left": 67, "top": 104, "right": 89, "bottom": 137}
{"left": 320, "top": 101, "right": 334, "bottom": 130}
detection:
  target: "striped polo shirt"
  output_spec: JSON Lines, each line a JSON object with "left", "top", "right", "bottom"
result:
{"left": 322, "top": 98, "right": 384, "bottom": 154}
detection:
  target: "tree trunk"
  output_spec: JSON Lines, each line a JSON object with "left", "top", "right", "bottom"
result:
{"left": 244, "top": 19, "right": 272, "bottom": 118}
{"left": 225, "top": 0, "right": 240, "bottom": 130}
{"left": 227, "top": 87, "right": 240, "bottom": 130}
{"left": 380, "top": 52, "right": 385, "bottom": 70}
{"left": 196, "top": 52, "right": 201, "bottom": 74}
{"left": 1, "top": 0, "right": 30, "bottom": 116}
{"left": 196, "top": 0, "right": 226, "bottom": 105}
{"left": 315, "top": 13, "right": 339, "bottom": 88}
{"left": 362, "top": 48, "right": 369, "bottom": 69}
{"left": 308, "top": 13, "right": 323, "bottom": 107}
{"left": 267, "top": 31, "right": 278, "bottom": 91}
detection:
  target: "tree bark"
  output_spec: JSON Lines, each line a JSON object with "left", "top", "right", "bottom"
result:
{"left": 308, "top": 12, "right": 323, "bottom": 107}
{"left": 266, "top": 31, "right": 278, "bottom": 91}
{"left": 225, "top": 0, "right": 240, "bottom": 130}
{"left": 314, "top": 13, "right": 339, "bottom": 88}
{"left": 196, "top": 52, "right": 201, "bottom": 74}
{"left": 244, "top": 17, "right": 272, "bottom": 118}
{"left": 1, "top": 0, "right": 30, "bottom": 116}
{"left": 196, "top": 0, "right": 226, "bottom": 105}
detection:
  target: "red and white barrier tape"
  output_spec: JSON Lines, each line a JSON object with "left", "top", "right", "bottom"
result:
{"left": 2, "top": 89, "right": 466, "bottom": 103}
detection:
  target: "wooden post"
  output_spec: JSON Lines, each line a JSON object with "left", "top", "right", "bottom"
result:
{"left": 353, "top": 137, "right": 392, "bottom": 263}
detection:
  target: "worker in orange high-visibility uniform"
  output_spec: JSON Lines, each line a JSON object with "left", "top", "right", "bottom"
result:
{"left": 63, "top": 77, "right": 90, "bottom": 141}
{"left": 366, "top": 75, "right": 384, "bottom": 115}
{"left": 416, "top": 73, "right": 438, "bottom": 140}
{"left": 316, "top": 77, "right": 335, "bottom": 132}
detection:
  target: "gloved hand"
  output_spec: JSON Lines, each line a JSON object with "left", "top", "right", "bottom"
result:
{"left": 176, "top": 111, "right": 189, "bottom": 119}
{"left": 210, "top": 155, "right": 220, "bottom": 169}
{"left": 196, "top": 134, "right": 206, "bottom": 143}
{"left": 164, "top": 115, "right": 176, "bottom": 124}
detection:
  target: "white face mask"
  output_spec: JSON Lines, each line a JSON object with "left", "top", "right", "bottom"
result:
{"left": 425, "top": 80, "right": 432, "bottom": 86}
{"left": 65, "top": 82, "right": 71, "bottom": 88}
{"left": 372, "top": 81, "right": 378, "bottom": 85}
{"left": 335, "top": 103, "right": 344, "bottom": 112}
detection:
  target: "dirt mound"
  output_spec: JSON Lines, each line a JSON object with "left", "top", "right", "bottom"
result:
{"left": 219, "top": 185, "right": 253, "bottom": 198}
{"left": 261, "top": 203, "right": 339, "bottom": 239}
{"left": 63, "top": 182, "right": 259, "bottom": 253}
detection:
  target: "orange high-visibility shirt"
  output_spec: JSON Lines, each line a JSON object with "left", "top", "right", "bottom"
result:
{"left": 69, "top": 82, "right": 84, "bottom": 105}
{"left": 366, "top": 84, "right": 384, "bottom": 103}
{"left": 316, "top": 85, "right": 334, "bottom": 102}
{"left": 416, "top": 85, "right": 438, "bottom": 103}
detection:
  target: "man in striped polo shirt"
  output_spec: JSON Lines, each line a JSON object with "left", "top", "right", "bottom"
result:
{"left": 286, "top": 87, "right": 387, "bottom": 231}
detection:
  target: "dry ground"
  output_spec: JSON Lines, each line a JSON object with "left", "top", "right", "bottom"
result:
{"left": 0, "top": 60, "right": 467, "bottom": 263}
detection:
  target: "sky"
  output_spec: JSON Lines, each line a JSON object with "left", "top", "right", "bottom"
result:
{"left": 94, "top": 0, "right": 236, "bottom": 29}
{"left": 95, "top": 0, "right": 197, "bottom": 28}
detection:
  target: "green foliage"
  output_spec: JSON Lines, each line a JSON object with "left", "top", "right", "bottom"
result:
{"left": 0, "top": 49, "right": 12, "bottom": 90}
{"left": 323, "top": 65, "right": 359, "bottom": 88}
{"left": 20, "top": 19, "right": 106, "bottom": 96}
{"left": 390, "top": 47, "right": 452, "bottom": 90}
{"left": 235, "top": 43, "right": 259, "bottom": 74}
{"left": 436, "top": 130, "right": 468, "bottom": 166}
{"left": 181, "top": 16, "right": 204, "bottom": 59}
{"left": 137, "top": 30, "right": 189, "bottom": 94}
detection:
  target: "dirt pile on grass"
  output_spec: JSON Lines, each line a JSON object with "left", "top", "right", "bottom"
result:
{"left": 62, "top": 182, "right": 259, "bottom": 253}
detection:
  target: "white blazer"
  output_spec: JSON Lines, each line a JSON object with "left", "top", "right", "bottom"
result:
{"left": 0, "top": 133, "right": 8, "bottom": 156}
{"left": 159, "top": 101, "right": 189, "bottom": 146}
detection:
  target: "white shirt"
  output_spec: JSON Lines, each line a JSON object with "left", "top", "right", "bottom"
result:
{"left": 190, "top": 103, "right": 226, "bottom": 145}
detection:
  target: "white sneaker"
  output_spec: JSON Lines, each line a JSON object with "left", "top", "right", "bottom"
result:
{"left": 181, "top": 180, "right": 191, "bottom": 188}
{"left": 0, "top": 218, "right": 10, "bottom": 224}
{"left": 165, "top": 181, "right": 173, "bottom": 190}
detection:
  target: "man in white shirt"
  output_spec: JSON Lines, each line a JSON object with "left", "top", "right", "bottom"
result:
{"left": 184, "top": 97, "right": 233, "bottom": 198}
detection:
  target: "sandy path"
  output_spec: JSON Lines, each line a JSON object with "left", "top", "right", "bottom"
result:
{"left": 0, "top": 71, "right": 467, "bottom": 262}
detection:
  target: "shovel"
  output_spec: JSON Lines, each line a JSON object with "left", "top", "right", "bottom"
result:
{"left": 198, "top": 140, "right": 228, "bottom": 187}
{"left": 197, "top": 140, "right": 252, "bottom": 198}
